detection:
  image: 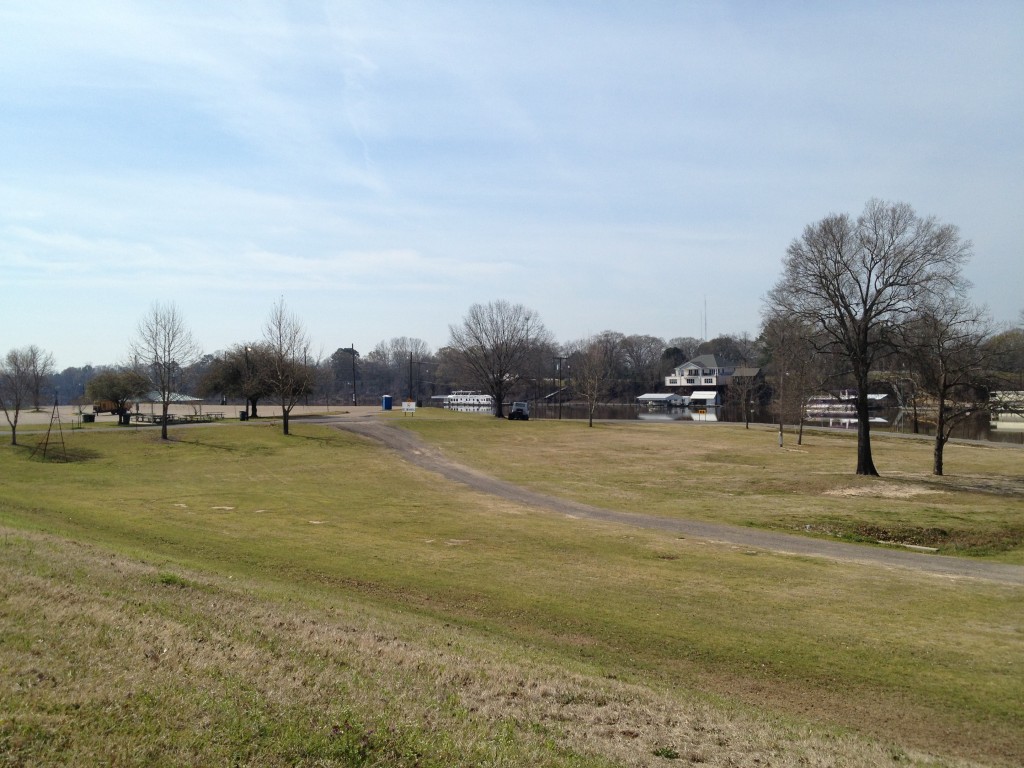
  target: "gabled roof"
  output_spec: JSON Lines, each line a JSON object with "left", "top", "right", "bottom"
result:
{"left": 674, "top": 354, "right": 738, "bottom": 373}
{"left": 139, "top": 391, "right": 203, "bottom": 403}
{"left": 684, "top": 354, "right": 725, "bottom": 368}
{"left": 638, "top": 393, "right": 687, "bottom": 403}
{"left": 732, "top": 367, "right": 761, "bottom": 378}
{"left": 689, "top": 390, "right": 719, "bottom": 400}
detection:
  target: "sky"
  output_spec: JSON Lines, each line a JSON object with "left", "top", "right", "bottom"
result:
{"left": 2, "top": 1, "right": 1022, "bottom": 370}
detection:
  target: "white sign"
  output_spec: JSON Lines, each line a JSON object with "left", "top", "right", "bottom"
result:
{"left": 402, "top": 401, "right": 416, "bottom": 415}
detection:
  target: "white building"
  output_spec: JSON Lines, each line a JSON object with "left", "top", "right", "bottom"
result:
{"left": 664, "top": 354, "right": 737, "bottom": 389}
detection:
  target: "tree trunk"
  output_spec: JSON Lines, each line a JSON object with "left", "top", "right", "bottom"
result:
{"left": 855, "top": 388, "right": 878, "bottom": 476}
{"left": 282, "top": 406, "right": 290, "bottom": 435}
{"left": 160, "top": 404, "right": 169, "bottom": 441}
{"left": 933, "top": 398, "right": 946, "bottom": 476}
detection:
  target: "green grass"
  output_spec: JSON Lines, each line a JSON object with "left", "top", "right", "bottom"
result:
{"left": 396, "top": 411, "right": 1024, "bottom": 561}
{"left": 1, "top": 415, "right": 1023, "bottom": 766}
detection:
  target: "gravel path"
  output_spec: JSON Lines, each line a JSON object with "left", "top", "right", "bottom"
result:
{"left": 324, "top": 415, "right": 1024, "bottom": 587}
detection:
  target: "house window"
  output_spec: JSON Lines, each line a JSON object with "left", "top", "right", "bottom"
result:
{"left": 703, "top": 378, "right": 714, "bottom": 384}
{"left": 686, "top": 378, "right": 696, "bottom": 385}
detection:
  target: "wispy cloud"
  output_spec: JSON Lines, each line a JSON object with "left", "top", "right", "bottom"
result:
{"left": 1, "top": 1, "right": 1021, "bottom": 366}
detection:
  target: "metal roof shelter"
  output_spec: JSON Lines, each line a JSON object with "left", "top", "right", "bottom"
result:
{"left": 136, "top": 391, "right": 205, "bottom": 416}
{"left": 637, "top": 393, "right": 688, "bottom": 407}
{"left": 689, "top": 390, "right": 719, "bottom": 402}
{"left": 139, "top": 391, "right": 203, "bottom": 404}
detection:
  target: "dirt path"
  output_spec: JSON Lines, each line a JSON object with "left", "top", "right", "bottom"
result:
{"left": 323, "top": 415, "right": 1024, "bottom": 587}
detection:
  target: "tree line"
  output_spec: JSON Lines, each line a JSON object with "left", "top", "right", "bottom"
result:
{"left": 4, "top": 199, "right": 1024, "bottom": 474}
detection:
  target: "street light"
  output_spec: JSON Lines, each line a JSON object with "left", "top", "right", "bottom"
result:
{"left": 778, "top": 370, "right": 789, "bottom": 448}
{"left": 244, "top": 346, "right": 253, "bottom": 417}
{"left": 341, "top": 346, "right": 359, "bottom": 405}
{"left": 553, "top": 355, "right": 567, "bottom": 420}
{"left": 408, "top": 357, "right": 429, "bottom": 405}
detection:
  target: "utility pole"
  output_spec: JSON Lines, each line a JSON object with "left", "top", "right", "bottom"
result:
{"left": 553, "top": 355, "right": 567, "bottom": 420}
{"left": 350, "top": 345, "right": 357, "bottom": 405}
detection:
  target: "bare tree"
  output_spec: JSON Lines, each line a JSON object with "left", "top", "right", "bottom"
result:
{"left": 667, "top": 337, "right": 702, "bottom": 362}
{"left": 728, "top": 333, "right": 764, "bottom": 426}
{"left": 448, "top": 300, "right": 552, "bottom": 418}
{"left": 903, "top": 297, "right": 1000, "bottom": 475}
{"left": 697, "top": 334, "right": 747, "bottom": 361}
{"left": 765, "top": 199, "right": 971, "bottom": 475}
{"left": 985, "top": 325, "right": 1024, "bottom": 392}
{"left": 263, "top": 299, "right": 317, "bottom": 435}
{"left": 131, "top": 302, "right": 202, "bottom": 439}
{"left": 760, "top": 313, "right": 830, "bottom": 445}
{"left": 731, "top": 333, "right": 761, "bottom": 366}
{"left": 0, "top": 347, "right": 34, "bottom": 445}
{"left": 620, "top": 334, "right": 665, "bottom": 397}
{"left": 366, "top": 337, "right": 433, "bottom": 400}
{"left": 25, "top": 345, "right": 56, "bottom": 411}
{"left": 569, "top": 334, "right": 622, "bottom": 427}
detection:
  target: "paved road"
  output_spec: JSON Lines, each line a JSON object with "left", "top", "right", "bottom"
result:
{"left": 322, "top": 415, "right": 1024, "bottom": 587}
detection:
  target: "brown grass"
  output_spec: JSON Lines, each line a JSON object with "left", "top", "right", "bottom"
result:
{"left": 3, "top": 415, "right": 1022, "bottom": 766}
{"left": 3, "top": 527, "right": 974, "bottom": 768}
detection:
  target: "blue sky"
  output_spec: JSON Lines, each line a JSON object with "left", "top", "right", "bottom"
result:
{"left": 2, "top": 1, "right": 1022, "bottom": 369}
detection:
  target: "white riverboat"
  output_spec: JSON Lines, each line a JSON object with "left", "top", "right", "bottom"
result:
{"left": 444, "top": 391, "right": 495, "bottom": 410}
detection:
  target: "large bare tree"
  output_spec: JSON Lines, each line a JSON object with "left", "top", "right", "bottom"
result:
{"left": 263, "top": 299, "right": 317, "bottom": 435}
{"left": 0, "top": 347, "right": 34, "bottom": 445}
{"left": 448, "top": 300, "right": 552, "bottom": 418}
{"left": 131, "top": 302, "right": 201, "bottom": 439}
{"left": 765, "top": 199, "right": 971, "bottom": 475}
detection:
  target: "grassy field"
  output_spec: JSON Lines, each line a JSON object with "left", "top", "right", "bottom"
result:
{"left": 1, "top": 413, "right": 1022, "bottom": 766}
{"left": 398, "top": 412, "right": 1024, "bottom": 561}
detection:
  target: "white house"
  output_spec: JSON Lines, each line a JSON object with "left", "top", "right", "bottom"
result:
{"left": 664, "top": 355, "right": 737, "bottom": 389}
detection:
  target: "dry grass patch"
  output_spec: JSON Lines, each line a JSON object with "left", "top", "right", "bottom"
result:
{"left": 2, "top": 529, "right": 987, "bottom": 768}
{"left": 2, "top": 419, "right": 1023, "bottom": 765}
{"left": 824, "top": 482, "right": 945, "bottom": 499}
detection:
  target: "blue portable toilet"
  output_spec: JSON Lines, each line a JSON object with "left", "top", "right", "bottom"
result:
{"left": 381, "top": 395, "right": 393, "bottom": 411}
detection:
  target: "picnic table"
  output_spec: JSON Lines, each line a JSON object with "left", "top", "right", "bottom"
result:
{"left": 132, "top": 412, "right": 225, "bottom": 425}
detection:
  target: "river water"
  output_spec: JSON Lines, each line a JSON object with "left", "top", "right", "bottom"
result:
{"left": 491, "top": 402, "right": 1024, "bottom": 446}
